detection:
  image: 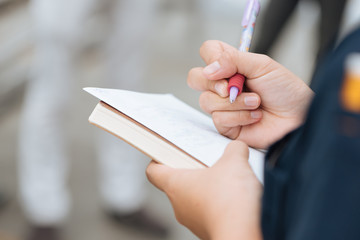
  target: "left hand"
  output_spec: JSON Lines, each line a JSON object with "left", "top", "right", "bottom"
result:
{"left": 146, "top": 141, "right": 263, "bottom": 240}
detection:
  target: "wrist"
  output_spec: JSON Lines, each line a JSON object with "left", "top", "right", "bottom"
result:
{"left": 210, "top": 224, "right": 263, "bottom": 240}
{"left": 209, "top": 209, "right": 263, "bottom": 240}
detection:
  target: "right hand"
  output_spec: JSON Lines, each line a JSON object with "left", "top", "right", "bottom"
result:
{"left": 187, "top": 40, "right": 314, "bottom": 148}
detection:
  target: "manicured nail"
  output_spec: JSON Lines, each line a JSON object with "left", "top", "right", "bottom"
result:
{"left": 203, "top": 61, "right": 221, "bottom": 75}
{"left": 251, "top": 111, "right": 262, "bottom": 119}
{"left": 214, "top": 82, "right": 227, "bottom": 97}
{"left": 244, "top": 96, "right": 258, "bottom": 107}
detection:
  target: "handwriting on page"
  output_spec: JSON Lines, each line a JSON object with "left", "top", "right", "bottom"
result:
{"left": 135, "top": 104, "right": 230, "bottom": 165}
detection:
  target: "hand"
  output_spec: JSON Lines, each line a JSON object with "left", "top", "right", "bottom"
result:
{"left": 187, "top": 40, "right": 314, "bottom": 148}
{"left": 146, "top": 141, "right": 263, "bottom": 240}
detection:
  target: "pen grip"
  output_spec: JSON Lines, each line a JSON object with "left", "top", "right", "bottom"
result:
{"left": 228, "top": 73, "right": 245, "bottom": 95}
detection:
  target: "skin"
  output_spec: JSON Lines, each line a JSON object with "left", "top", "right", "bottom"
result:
{"left": 147, "top": 141, "right": 263, "bottom": 240}
{"left": 188, "top": 40, "right": 314, "bottom": 149}
{"left": 146, "top": 40, "right": 314, "bottom": 239}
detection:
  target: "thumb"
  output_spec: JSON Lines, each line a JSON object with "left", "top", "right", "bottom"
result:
{"left": 146, "top": 161, "right": 176, "bottom": 192}
{"left": 203, "top": 50, "right": 275, "bottom": 81}
{"left": 213, "top": 140, "right": 250, "bottom": 169}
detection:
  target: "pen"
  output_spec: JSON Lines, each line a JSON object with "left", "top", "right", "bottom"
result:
{"left": 228, "top": 0, "right": 260, "bottom": 103}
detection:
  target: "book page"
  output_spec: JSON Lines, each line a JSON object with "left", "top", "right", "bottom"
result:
{"left": 85, "top": 87, "right": 264, "bottom": 183}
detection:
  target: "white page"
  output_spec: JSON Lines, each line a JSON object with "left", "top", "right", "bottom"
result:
{"left": 85, "top": 87, "right": 264, "bottom": 183}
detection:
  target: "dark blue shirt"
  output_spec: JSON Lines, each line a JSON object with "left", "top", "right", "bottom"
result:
{"left": 261, "top": 28, "right": 360, "bottom": 240}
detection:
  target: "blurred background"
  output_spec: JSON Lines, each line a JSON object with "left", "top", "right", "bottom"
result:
{"left": 0, "top": 0, "right": 347, "bottom": 239}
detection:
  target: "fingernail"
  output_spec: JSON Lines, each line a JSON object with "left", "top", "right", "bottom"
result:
{"left": 244, "top": 96, "right": 258, "bottom": 107}
{"left": 203, "top": 61, "right": 221, "bottom": 75}
{"left": 251, "top": 111, "right": 262, "bottom": 119}
{"left": 215, "top": 82, "right": 227, "bottom": 97}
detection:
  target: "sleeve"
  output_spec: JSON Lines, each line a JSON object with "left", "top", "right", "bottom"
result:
{"left": 284, "top": 54, "right": 360, "bottom": 240}
{"left": 287, "top": 110, "right": 360, "bottom": 240}
{"left": 262, "top": 29, "right": 360, "bottom": 240}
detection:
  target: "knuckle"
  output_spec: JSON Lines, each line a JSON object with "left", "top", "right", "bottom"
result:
{"left": 237, "top": 111, "right": 247, "bottom": 122}
{"left": 258, "top": 54, "right": 274, "bottom": 71}
{"left": 186, "top": 68, "right": 197, "bottom": 88}
{"left": 221, "top": 50, "right": 239, "bottom": 73}
{"left": 200, "top": 40, "right": 216, "bottom": 55}
{"left": 212, "top": 111, "right": 224, "bottom": 126}
{"left": 223, "top": 48, "right": 238, "bottom": 61}
{"left": 222, "top": 127, "right": 238, "bottom": 140}
{"left": 199, "top": 92, "right": 212, "bottom": 113}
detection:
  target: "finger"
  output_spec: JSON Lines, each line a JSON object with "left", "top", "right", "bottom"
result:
{"left": 212, "top": 110, "right": 262, "bottom": 140}
{"left": 146, "top": 161, "right": 175, "bottom": 192}
{"left": 187, "top": 67, "right": 228, "bottom": 97}
{"left": 214, "top": 141, "right": 249, "bottom": 168}
{"left": 214, "top": 125, "right": 242, "bottom": 140}
{"left": 203, "top": 50, "right": 276, "bottom": 81}
{"left": 199, "top": 91, "right": 261, "bottom": 114}
{"left": 212, "top": 110, "right": 262, "bottom": 128}
{"left": 199, "top": 40, "right": 237, "bottom": 65}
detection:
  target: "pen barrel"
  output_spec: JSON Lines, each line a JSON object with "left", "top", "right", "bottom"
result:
{"left": 239, "top": 10, "right": 257, "bottom": 52}
{"left": 228, "top": 73, "right": 245, "bottom": 95}
{"left": 228, "top": 2, "right": 258, "bottom": 99}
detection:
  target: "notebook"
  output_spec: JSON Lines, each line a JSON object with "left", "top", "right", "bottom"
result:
{"left": 85, "top": 87, "right": 265, "bottom": 183}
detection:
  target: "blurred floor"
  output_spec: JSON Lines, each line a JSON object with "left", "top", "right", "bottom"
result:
{"left": 0, "top": 0, "right": 317, "bottom": 239}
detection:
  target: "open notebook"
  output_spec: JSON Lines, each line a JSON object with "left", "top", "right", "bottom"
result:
{"left": 85, "top": 87, "right": 265, "bottom": 183}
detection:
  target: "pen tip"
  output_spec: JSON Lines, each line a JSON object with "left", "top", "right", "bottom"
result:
{"left": 229, "top": 87, "right": 239, "bottom": 103}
